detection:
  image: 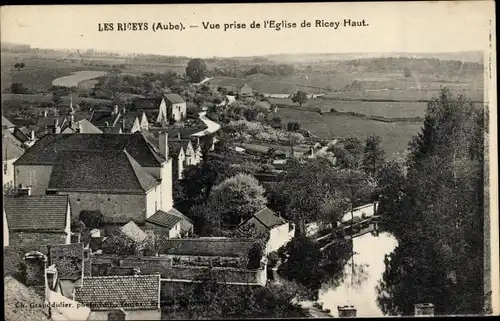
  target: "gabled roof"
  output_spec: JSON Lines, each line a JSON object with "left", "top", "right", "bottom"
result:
{"left": 4, "top": 195, "right": 69, "bottom": 231}
{"left": 160, "top": 238, "right": 256, "bottom": 258}
{"left": 239, "top": 83, "right": 253, "bottom": 94}
{"left": 14, "top": 133, "right": 165, "bottom": 167}
{"left": 163, "top": 93, "right": 185, "bottom": 104}
{"left": 47, "top": 149, "right": 159, "bottom": 193}
{"left": 119, "top": 221, "right": 148, "bottom": 243}
{"left": 143, "top": 135, "right": 185, "bottom": 158}
{"left": 2, "top": 115, "right": 15, "bottom": 128}
{"left": 250, "top": 207, "right": 286, "bottom": 229}
{"left": 145, "top": 208, "right": 193, "bottom": 230}
{"left": 37, "top": 116, "right": 67, "bottom": 128}
{"left": 49, "top": 243, "right": 84, "bottom": 280}
{"left": 2, "top": 131, "right": 25, "bottom": 160}
{"left": 12, "top": 126, "right": 31, "bottom": 143}
{"left": 4, "top": 276, "right": 49, "bottom": 321}
{"left": 74, "top": 275, "right": 160, "bottom": 311}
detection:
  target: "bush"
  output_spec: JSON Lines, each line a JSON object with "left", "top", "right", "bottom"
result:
{"left": 79, "top": 210, "right": 104, "bottom": 230}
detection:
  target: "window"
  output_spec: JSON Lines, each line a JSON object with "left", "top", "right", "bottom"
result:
{"left": 27, "top": 170, "right": 36, "bottom": 186}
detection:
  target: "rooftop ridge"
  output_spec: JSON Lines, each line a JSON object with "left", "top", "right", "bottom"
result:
{"left": 82, "top": 274, "right": 160, "bottom": 279}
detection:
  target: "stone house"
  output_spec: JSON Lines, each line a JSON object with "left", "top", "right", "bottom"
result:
{"left": 157, "top": 93, "right": 187, "bottom": 123}
{"left": 145, "top": 207, "right": 194, "bottom": 238}
{"left": 3, "top": 194, "right": 72, "bottom": 248}
{"left": 238, "top": 84, "right": 254, "bottom": 98}
{"left": 74, "top": 274, "right": 162, "bottom": 320}
{"left": 13, "top": 133, "right": 184, "bottom": 226}
{"left": 238, "top": 207, "right": 295, "bottom": 254}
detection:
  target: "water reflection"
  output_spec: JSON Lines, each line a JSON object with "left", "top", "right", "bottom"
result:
{"left": 319, "top": 232, "right": 398, "bottom": 317}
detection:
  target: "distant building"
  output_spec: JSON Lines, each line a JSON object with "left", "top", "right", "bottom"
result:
{"left": 158, "top": 93, "right": 187, "bottom": 123}
{"left": 238, "top": 207, "right": 295, "bottom": 253}
{"left": 3, "top": 194, "right": 72, "bottom": 248}
{"left": 238, "top": 84, "right": 254, "bottom": 98}
{"left": 74, "top": 275, "right": 161, "bottom": 320}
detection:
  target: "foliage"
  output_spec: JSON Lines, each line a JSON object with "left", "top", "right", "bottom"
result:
{"left": 376, "top": 88, "right": 486, "bottom": 315}
{"left": 362, "top": 135, "right": 386, "bottom": 176}
{"left": 14, "top": 62, "right": 25, "bottom": 71}
{"left": 286, "top": 121, "right": 301, "bottom": 132}
{"left": 319, "top": 191, "right": 351, "bottom": 229}
{"left": 288, "top": 132, "right": 305, "bottom": 155}
{"left": 332, "top": 136, "right": 364, "bottom": 170}
{"left": 4, "top": 246, "right": 27, "bottom": 283}
{"left": 162, "top": 278, "right": 308, "bottom": 319}
{"left": 186, "top": 58, "right": 208, "bottom": 83}
{"left": 404, "top": 67, "right": 412, "bottom": 78}
{"left": 208, "top": 173, "right": 267, "bottom": 228}
{"left": 102, "top": 232, "right": 141, "bottom": 256}
{"left": 246, "top": 242, "right": 265, "bottom": 270}
{"left": 79, "top": 210, "right": 104, "bottom": 230}
{"left": 291, "top": 90, "right": 308, "bottom": 106}
{"left": 9, "top": 82, "right": 31, "bottom": 94}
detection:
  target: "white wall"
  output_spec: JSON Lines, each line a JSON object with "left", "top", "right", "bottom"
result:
{"left": 267, "top": 223, "right": 293, "bottom": 253}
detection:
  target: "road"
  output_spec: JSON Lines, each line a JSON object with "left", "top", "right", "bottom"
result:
{"left": 191, "top": 111, "right": 221, "bottom": 137}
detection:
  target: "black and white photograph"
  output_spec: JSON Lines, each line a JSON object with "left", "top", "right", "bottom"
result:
{"left": 1, "top": 2, "right": 498, "bottom": 319}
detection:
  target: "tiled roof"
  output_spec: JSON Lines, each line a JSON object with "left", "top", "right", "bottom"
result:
{"left": 14, "top": 133, "right": 165, "bottom": 167}
{"left": 4, "top": 276, "right": 49, "bottom": 321}
{"left": 119, "top": 221, "right": 148, "bottom": 243}
{"left": 74, "top": 275, "right": 160, "bottom": 311}
{"left": 163, "top": 93, "right": 185, "bottom": 104}
{"left": 2, "top": 131, "right": 25, "bottom": 160}
{"left": 4, "top": 195, "right": 69, "bottom": 231}
{"left": 49, "top": 243, "right": 84, "bottom": 280}
{"left": 160, "top": 238, "right": 256, "bottom": 258}
{"left": 145, "top": 209, "right": 183, "bottom": 229}
{"left": 47, "top": 149, "right": 159, "bottom": 193}
{"left": 132, "top": 97, "right": 162, "bottom": 110}
{"left": 252, "top": 207, "right": 286, "bottom": 229}
{"left": 12, "top": 127, "right": 30, "bottom": 143}
{"left": 2, "top": 115, "right": 15, "bottom": 128}
{"left": 89, "top": 110, "right": 121, "bottom": 128}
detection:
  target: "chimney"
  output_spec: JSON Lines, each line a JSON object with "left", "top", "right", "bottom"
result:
{"left": 177, "top": 132, "right": 181, "bottom": 140}
{"left": 105, "top": 121, "right": 109, "bottom": 128}
{"left": 159, "top": 132, "right": 169, "bottom": 159}
{"left": 18, "top": 186, "right": 32, "bottom": 196}
{"left": 77, "top": 121, "right": 82, "bottom": 133}
{"left": 122, "top": 118, "right": 126, "bottom": 131}
{"left": 30, "top": 130, "right": 35, "bottom": 141}
{"left": 44, "top": 110, "right": 48, "bottom": 118}
{"left": 338, "top": 305, "right": 357, "bottom": 318}
{"left": 414, "top": 303, "right": 435, "bottom": 316}
{"left": 45, "top": 264, "right": 59, "bottom": 291}
{"left": 24, "top": 251, "right": 48, "bottom": 287}
{"left": 122, "top": 106, "right": 126, "bottom": 115}
{"left": 112, "top": 105, "right": 119, "bottom": 115}
{"left": 54, "top": 118, "right": 61, "bottom": 134}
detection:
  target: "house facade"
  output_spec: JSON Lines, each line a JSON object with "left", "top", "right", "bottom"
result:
{"left": 145, "top": 208, "right": 194, "bottom": 238}
{"left": 3, "top": 194, "right": 72, "bottom": 248}
{"left": 13, "top": 133, "right": 180, "bottom": 225}
{"left": 157, "top": 93, "right": 187, "bottom": 123}
{"left": 239, "top": 207, "right": 295, "bottom": 254}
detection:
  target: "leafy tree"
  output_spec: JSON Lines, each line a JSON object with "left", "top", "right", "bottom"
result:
{"left": 79, "top": 210, "right": 104, "bottom": 230}
{"left": 376, "top": 88, "right": 486, "bottom": 315}
{"left": 286, "top": 121, "right": 300, "bottom": 132}
{"left": 404, "top": 67, "right": 412, "bottom": 78}
{"left": 319, "top": 191, "right": 351, "bottom": 230}
{"left": 335, "top": 169, "right": 374, "bottom": 222}
{"left": 332, "top": 136, "right": 364, "bottom": 170}
{"left": 362, "top": 135, "right": 386, "bottom": 176}
{"left": 207, "top": 173, "right": 267, "bottom": 228}
{"left": 14, "top": 62, "right": 25, "bottom": 71}
{"left": 186, "top": 58, "right": 208, "bottom": 83}
{"left": 52, "top": 91, "right": 62, "bottom": 107}
{"left": 280, "top": 157, "right": 338, "bottom": 234}
{"left": 102, "top": 233, "right": 139, "bottom": 256}
{"left": 9, "top": 82, "right": 30, "bottom": 94}
{"left": 291, "top": 91, "right": 308, "bottom": 107}
{"left": 288, "top": 132, "right": 305, "bottom": 155}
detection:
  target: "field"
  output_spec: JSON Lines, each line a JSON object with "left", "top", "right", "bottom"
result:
{"left": 52, "top": 70, "right": 107, "bottom": 87}
{"left": 275, "top": 108, "right": 424, "bottom": 158}
{"left": 1, "top": 93, "right": 112, "bottom": 105}
{"left": 210, "top": 70, "right": 484, "bottom": 98}
{"left": 270, "top": 98, "right": 429, "bottom": 119}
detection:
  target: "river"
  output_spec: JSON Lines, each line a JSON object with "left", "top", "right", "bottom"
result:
{"left": 318, "top": 232, "right": 398, "bottom": 317}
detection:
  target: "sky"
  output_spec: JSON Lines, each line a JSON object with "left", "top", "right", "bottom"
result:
{"left": 0, "top": 2, "right": 495, "bottom": 58}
